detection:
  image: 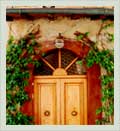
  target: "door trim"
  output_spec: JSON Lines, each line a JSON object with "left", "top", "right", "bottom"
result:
{"left": 34, "top": 75, "right": 87, "bottom": 79}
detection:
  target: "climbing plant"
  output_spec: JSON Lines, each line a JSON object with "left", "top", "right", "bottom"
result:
{"left": 6, "top": 34, "right": 41, "bottom": 124}
{"left": 86, "top": 48, "right": 114, "bottom": 125}
{"left": 74, "top": 20, "right": 114, "bottom": 124}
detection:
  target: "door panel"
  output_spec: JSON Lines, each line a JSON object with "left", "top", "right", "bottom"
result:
{"left": 34, "top": 83, "right": 40, "bottom": 124}
{"left": 61, "top": 79, "right": 87, "bottom": 125}
{"left": 34, "top": 79, "right": 57, "bottom": 124}
{"left": 65, "top": 83, "right": 81, "bottom": 124}
{"left": 41, "top": 83, "right": 56, "bottom": 124}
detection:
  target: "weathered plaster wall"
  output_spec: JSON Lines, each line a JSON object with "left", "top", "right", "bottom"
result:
{"left": 7, "top": 17, "right": 114, "bottom": 50}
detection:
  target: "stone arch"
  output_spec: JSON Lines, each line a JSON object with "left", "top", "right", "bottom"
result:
{"left": 39, "top": 39, "right": 90, "bottom": 58}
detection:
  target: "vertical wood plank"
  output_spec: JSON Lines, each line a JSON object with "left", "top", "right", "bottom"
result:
{"left": 83, "top": 79, "right": 88, "bottom": 125}
{"left": 41, "top": 83, "right": 56, "bottom": 125}
{"left": 38, "top": 84, "right": 41, "bottom": 124}
{"left": 56, "top": 79, "right": 61, "bottom": 124}
{"left": 60, "top": 79, "right": 65, "bottom": 125}
{"left": 80, "top": 82, "right": 84, "bottom": 124}
{"left": 34, "top": 81, "right": 39, "bottom": 124}
{"left": 64, "top": 81, "right": 80, "bottom": 125}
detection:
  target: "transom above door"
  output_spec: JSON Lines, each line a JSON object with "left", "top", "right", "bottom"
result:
{"left": 34, "top": 49, "right": 86, "bottom": 76}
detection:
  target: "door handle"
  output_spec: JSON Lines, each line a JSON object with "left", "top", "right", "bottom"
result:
{"left": 71, "top": 111, "right": 78, "bottom": 116}
{"left": 44, "top": 110, "right": 50, "bottom": 116}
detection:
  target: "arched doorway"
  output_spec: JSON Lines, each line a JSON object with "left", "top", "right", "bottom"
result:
{"left": 21, "top": 40, "right": 101, "bottom": 125}
{"left": 34, "top": 48, "right": 87, "bottom": 125}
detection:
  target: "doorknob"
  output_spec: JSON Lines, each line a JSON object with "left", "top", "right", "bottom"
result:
{"left": 44, "top": 110, "right": 50, "bottom": 116}
{"left": 71, "top": 111, "right": 78, "bottom": 116}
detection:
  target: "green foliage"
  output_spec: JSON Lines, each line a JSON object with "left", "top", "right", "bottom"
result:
{"left": 32, "top": 60, "right": 41, "bottom": 68}
{"left": 84, "top": 32, "right": 90, "bottom": 36}
{"left": 76, "top": 23, "right": 114, "bottom": 124}
{"left": 102, "top": 23, "right": 114, "bottom": 29}
{"left": 85, "top": 50, "right": 96, "bottom": 67}
{"left": 76, "top": 34, "right": 84, "bottom": 41}
{"left": 86, "top": 49, "right": 114, "bottom": 73}
{"left": 107, "top": 33, "right": 114, "bottom": 42}
{"left": 6, "top": 112, "right": 33, "bottom": 125}
{"left": 95, "top": 118, "right": 109, "bottom": 125}
{"left": 85, "top": 49, "right": 114, "bottom": 124}
{"left": 76, "top": 60, "right": 83, "bottom": 65}
{"left": 6, "top": 35, "right": 41, "bottom": 124}
{"left": 101, "top": 75, "right": 114, "bottom": 86}
{"left": 76, "top": 32, "right": 90, "bottom": 41}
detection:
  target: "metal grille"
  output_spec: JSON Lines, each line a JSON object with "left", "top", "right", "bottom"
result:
{"left": 34, "top": 49, "right": 86, "bottom": 75}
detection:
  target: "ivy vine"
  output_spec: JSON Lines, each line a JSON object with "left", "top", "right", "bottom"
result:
{"left": 75, "top": 20, "right": 114, "bottom": 124}
{"left": 6, "top": 34, "right": 41, "bottom": 124}
{"left": 86, "top": 49, "right": 114, "bottom": 124}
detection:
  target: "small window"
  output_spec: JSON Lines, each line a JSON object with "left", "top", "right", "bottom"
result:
{"left": 34, "top": 49, "right": 86, "bottom": 75}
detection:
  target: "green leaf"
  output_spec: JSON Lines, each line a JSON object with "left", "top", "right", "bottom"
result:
{"left": 96, "top": 107, "right": 102, "bottom": 115}
{"left": 102, "top": 23, "right": 113, "bottom": 29}
{"left": 7, "top": 35, "right": 14, "bottom": 45}
{"left": 76, "top": 34, "right": 84, "bottom": 40}
{"left": 76, "top": 60, "right": 83, "bottom": 65}
{"left": 84, "top": 32, "right": 90, "bottom": 37}
{"left": 42, "top": 52, "right": 46, "bottom": 57}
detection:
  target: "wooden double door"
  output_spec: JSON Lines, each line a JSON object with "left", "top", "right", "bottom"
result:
{"left": 34, "top": 75, "right": 87, "bottom": 125}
